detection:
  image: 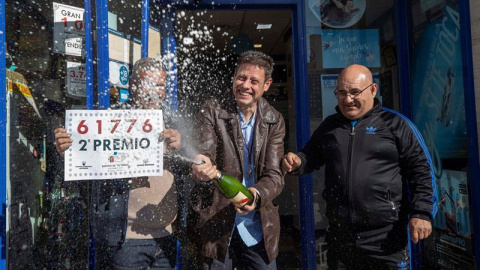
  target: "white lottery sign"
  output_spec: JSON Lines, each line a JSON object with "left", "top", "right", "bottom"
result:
{"left": 53, "top": 2, "right": 85, "bottom": 56}
{"left": 64, "top": 110, "right": 164, "bottom": 181}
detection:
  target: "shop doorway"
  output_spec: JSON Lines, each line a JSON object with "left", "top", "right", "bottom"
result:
{"left": 173, "top": 8, "right": 303, "bottom": 269}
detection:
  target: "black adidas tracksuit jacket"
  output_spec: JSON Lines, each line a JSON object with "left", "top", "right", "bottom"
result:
{"left": 295, "top": 99, "right": 437, "bottom": 230}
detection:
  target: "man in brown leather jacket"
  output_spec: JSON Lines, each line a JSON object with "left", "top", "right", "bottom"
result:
{"left": 187, "top": 51, "right": 285, "bottom": 269}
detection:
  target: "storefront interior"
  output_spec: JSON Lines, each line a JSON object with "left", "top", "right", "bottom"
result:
{"left": 2, "top": 0, "right": 479, "bottom": 269}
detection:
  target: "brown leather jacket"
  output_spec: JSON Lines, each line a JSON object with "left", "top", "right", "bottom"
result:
{"left": 186, "top": 97, "right": 285, "bottom": 264}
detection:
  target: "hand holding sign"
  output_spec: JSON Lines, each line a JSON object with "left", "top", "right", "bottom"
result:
{"left": 54, "top": 127, "right": 73, "bottom": 157}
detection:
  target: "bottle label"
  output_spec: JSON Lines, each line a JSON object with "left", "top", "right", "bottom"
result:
{"left": 230, "top": 192, "right": 251, "bottom": 207}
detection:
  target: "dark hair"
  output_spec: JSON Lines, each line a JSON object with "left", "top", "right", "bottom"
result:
{"left": 130, "top": 57, "right": 163, "bottom": 86}
{"left": 235, "top": 50, "right": 274, "bottom": 80}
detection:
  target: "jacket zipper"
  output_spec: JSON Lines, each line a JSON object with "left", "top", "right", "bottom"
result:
{"left": 387, "top": 189, "right": 396, "bottom": 210}
{"left": 387, "top": 189, "right": 398, "bottom": 217}
{"left": 347, "top": 124, "right": 355, "bottom": 224}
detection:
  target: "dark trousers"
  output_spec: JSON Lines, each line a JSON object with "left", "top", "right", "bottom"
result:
{"left": 195, "top": 228, "right": 276, "bottom": 270}
{"left": 327, "top": 223, "right": 409, "bottom": 270}
{"left": 107, "top": 236, "right": 177, "bottom": 270}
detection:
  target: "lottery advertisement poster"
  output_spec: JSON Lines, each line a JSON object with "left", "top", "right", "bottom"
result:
{"left": 433, "top": 170, "right": 474, "bottom": 268}
{"left": 53, "top": 2, "right": 85, "bottom": 56}
{"left": 64, "top": 110, "right": 164, "bottom": 181}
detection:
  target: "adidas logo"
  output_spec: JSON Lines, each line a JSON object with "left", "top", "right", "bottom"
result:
{"left": 396, "top": 260, "right": 408, "bottom": 270}
{"left": 366, "top": 126, "right": 377, "bottom": 134}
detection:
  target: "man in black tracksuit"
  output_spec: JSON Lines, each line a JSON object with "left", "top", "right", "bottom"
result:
{"left": 282, "top": 64, "right": 437, "bottom": 270}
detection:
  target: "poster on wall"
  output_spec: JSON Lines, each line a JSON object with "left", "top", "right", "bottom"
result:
{"left": 435, "top": 170, "right": 471, "bottom": 246}
{"left": 434, "top": 170, "right": 474, "bottom": 268}
{"left": 411, "top": 4, "right": 467, "bottom": 169}
{"left": 320, "top": 73, "right": 380, "bottom": 118}
{"left": 53, "top": 2, "right": 85, "bottom": 56}
{"left": 321, "top": 29, "right": 380, "bottom": 69}
{"left": 66, "top": 62, "right": 86, "bottom": 98}
{"left": 309, "top": 0, "right": 366, "bottom": 29}
{"left": 411, "top": 4, "right": 473, "bottom": 269}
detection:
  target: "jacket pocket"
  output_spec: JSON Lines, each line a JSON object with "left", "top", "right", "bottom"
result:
{"left": 364, "top": 188, "right": 400, "bottom": 226}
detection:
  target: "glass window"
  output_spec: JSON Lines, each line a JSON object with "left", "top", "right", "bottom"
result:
{"left": 305, "top": 0, "right": 397, "bottom": 267}
{"left": 6, "top": 1, "right": 88, "bottom": 269}
{"left": 409, "top": 0, "right": 474, "bottom": 268}
{"left": 5, "top": 0, "right": 162, "bottom": 268}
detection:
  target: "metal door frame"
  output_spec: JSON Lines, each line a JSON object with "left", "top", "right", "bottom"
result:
{"left": 0, "top": 0, "right": 7, "bottom": 266}
{"left": 457, "top": 0, "right": 480, "bottom": 266}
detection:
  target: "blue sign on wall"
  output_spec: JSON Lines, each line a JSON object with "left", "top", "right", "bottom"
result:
{"left": 119, "top": 88, "right": 129, "bottom": 103}
{"left": 411, "top": 5, "right": 467, "bottom": 173}
{"left": 321, "top": 29, "right": 380, "bottom": 69}
{"left": 119, "top": 65, "right": 129, "bottom": 86}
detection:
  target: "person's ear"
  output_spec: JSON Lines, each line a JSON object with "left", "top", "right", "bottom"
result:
{"left": 371, "top": 83, "right": 378, "bottom": 98}
{"left": 263, "top": 78, "right": 273, "bottom": 92}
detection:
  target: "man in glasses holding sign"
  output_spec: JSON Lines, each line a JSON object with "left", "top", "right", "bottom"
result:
{"left": 54, "top": 58, "right": 187, "bottom": 269}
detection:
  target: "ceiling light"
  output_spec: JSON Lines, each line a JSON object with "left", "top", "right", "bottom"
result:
{"left": 256, "top": 24, "right": 272, "bottom": 30}
{"left": 254, "top": 44, "right": 263, "bottom": 48}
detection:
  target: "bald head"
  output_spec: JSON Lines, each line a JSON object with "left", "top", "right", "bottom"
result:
{"left": 336, "top": 64, "right": 377, "bottom": 120}
{"left": 339, "top": 64, "right": 373, "bottom": 84}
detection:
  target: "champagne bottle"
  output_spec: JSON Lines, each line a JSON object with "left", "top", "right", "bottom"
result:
{"left": 213, "top": 171, "right": 254, "bottom": 208}
{"left": 190, "top": 158, "right": 255, "bottom": 208}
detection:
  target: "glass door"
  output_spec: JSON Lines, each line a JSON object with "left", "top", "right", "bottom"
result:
{"left": 409, "top": 0, "right": 477, "bottom": 268}
{"left": 173, "top": 6, "right": 303, "bottom": 268}
{"left": 305, "top": 0, "right": 399, "bottom": 268}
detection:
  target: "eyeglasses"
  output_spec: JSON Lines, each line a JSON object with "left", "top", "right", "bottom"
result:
{"left": 334, "top": 83, "right": 374, "bottom": 100}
